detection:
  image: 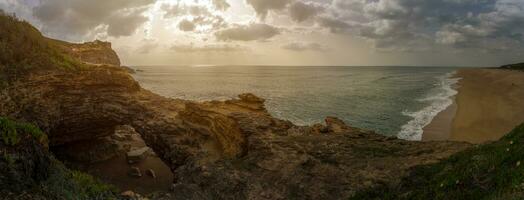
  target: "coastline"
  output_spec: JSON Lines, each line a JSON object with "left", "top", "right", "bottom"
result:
{"left": 422, "top": 96, "right": 457, "bottom": 141}
{"left": 423, "top": 69, "right": 524, "bottom": 143}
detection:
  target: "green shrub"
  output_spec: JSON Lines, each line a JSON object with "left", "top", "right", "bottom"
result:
{"left": 0, "top": 10, "right": 83, "bottom": 82}
{"left": 0, "top": 117, "right": 47, "bottom": 146}
{"left": 71, "top": 170, "right": 119, "bottom": 199}
{"left": 39, "top": 160, "right": 119, "bottom": 200}
{"left": 352, "top": 123, "right": 524, "bottom": 200}
{"left": 0, "top": 117, "right": 21, "bottom": 145}
{"left": 2, "top": 151, "right": 15, "bottom": 168}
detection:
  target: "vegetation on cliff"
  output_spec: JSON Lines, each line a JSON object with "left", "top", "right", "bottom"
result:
{"left": 501, "top": 63, "right": 524, "bottom": 70}
{"left": 0, "top": 11, "right": 82, "bottom": 82}
{"left": 352, "top": 123, "right": 524, "bottom": 200}
{"left": 0, "top": 117, "right": 119, "bottom": 200}
{"left": 0, "top": 117, "right": 47, "bottom": 146}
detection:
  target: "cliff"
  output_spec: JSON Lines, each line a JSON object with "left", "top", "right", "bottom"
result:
{"left": 48, "top": 39, "right": 121, "bottom": 66}
{"left": 501, "top": 62, "right": 524, "bottom": 70}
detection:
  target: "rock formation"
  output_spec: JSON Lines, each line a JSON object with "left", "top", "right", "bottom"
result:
{"left": 49, "top": 39, "right": 121, "bottom": 66}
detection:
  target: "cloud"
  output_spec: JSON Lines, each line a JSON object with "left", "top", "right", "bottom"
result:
{"left": 161, "top": 4, "right": 186, "bottom": 18}
{"left": 135, "top": 39, "right": 159, "bottom": 54}
{"left": 0, "top": 0, "right": 35, "bottom": 21}
{"left": 32, "top": 0, "right": 155, "bottom": 40}
{"left": 162, "top": 4, "right": 227, "bottom": 32}
{"left": 178, "top": 19, "right": 196, "bottom": 31}
{"left": 171, "top": 44, "right": 247, "bottom": 53}
{"left": 317, "top": 16, "right": 353, "bottom": 33}
{"left": 282, "top": 42, "right": 328, "bottom": 51}
{"left": 215, "top": 23, "right": 281, "bottom": 41}
{"left": 318, "top": 0, "right": 524, "bottom": 52}
{"left": 106, "top": 8, "right": 150, "bottom": 37}
{"left": 289, "top": 1, "right": 323, "bottom": 22}
{"left": 245, "top": 0, "right": 293, "bottom": 19}
{"left": 212, "top": 0, "right": 230, "bottom": 11}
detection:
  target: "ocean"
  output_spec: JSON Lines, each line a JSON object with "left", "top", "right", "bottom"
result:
{"left": 132, "top": 66, "right": 460, "bottom": 140}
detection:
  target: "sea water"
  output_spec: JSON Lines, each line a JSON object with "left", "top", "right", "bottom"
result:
{"left": 132, "top": 66, "right": 460, "bottom": 140}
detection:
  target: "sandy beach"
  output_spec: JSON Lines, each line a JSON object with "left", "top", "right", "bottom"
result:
{"left": 424, "top": 69, "right": 524, "bottom": 143}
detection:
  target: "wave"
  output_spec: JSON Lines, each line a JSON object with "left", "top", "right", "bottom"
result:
{"left": 397, "top": 71, "right": 461, "bottom": 141}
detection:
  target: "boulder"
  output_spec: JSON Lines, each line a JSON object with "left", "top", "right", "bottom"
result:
{"left": 111, "top": 133, "right": 127, "bottom": 141}
{"left": 121, "top": 190, "right": 136, "bottom": 198}
{"left": 325, "top": 116, "right": 347, "bottom": 133}
{"left": 127, "top": 147, "right": 150, "bottom": 164}
{"left": 146, "top": 169, "right": 156, "bottom": 178}
{"left": 129, "top": 167, "right": 142, "bottom": 178}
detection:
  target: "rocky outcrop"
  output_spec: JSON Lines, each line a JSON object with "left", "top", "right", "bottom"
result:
{"left": 501, "top": 62, "right": 524, "bottom": 70}
{"left": 49, "top": 39, "right": 121, "bottom": 66}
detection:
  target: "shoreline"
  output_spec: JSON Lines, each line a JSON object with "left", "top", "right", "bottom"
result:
{"left": 423, "top": 69, "right": 524, "bottom": 143}
{"left": 421, "top": 71, "right": 461, "bottom": 141}
{"left": 422, "top": 96, "right": 457, "bottom": 141}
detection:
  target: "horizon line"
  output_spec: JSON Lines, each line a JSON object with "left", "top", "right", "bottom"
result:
{"left": 126, "top": 64, "right": 491, "bottom": 68}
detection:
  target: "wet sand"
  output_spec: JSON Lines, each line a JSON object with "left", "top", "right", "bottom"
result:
{"left": 73, "top": 133, "right": 174, "bottom": 195}
{"left": 86, "top": 155, "right": 173, "bottom": 194}
{"left": 422, "top": 96, "right": 457, "bottom": 141}
{"left": 424, "top": 69, "right": 524, "bottom": 143}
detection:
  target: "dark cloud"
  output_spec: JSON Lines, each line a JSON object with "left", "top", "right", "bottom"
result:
{"left": 317, "top": 16, "right": 353, "bottom": 33}
{"left": 289, "top": 1, "right": 324, "bottom": 22}
{"left": 246, "top": 0, "right": 293, "bottom": 19}
{"left": 282, "top": 42, "right": 328, "bottom": 51}
{"left": 32, "top": 0, "right": 155, "bottom": 40}
{"left": 178, "top": 19, "right": 196, "bottom": 32}
{"left": 215, "top": 23, "right": 281, "bottom": 41}
{"left": 106, "top": 8, "right": 150, "bottom": 37}
{"left": 316, "top": 0, "right": 524, "bottom": 52}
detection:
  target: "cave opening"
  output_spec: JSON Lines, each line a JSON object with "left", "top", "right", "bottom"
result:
{"left": 49, "top": 125, "right": 174, "bottom": 195}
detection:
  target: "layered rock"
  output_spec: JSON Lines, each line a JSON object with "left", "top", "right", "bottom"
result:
{"left": 49, "top": 39, "right": 121, "bottom": 66}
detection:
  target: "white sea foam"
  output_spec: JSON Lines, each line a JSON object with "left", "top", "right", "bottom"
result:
{"left": 397, "top": 71, "right": 461, "bottom": 141}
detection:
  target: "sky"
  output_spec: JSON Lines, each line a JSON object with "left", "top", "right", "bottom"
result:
{"left": 1, "top": 0, "right": 524, "bottom": 67}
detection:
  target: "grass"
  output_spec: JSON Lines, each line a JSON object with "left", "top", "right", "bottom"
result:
{"left": 0, "top": 10, "right": 84, "bottom": 85}
{"left": 0, "top": 117, "right": 48, "bottom": 146}
{"left": 351, "top": 123, "right": 524, "bottom": 200}
{"left": 38, "top": 162, "right": 119, "bottom": 200}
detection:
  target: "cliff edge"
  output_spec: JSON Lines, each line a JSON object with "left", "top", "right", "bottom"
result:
{"left": 49, "top": 39, "right": 121, "bottom": 66}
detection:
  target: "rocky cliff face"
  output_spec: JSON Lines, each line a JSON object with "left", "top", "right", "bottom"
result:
{"left": 49, "top": 39, "right": 121, "bottom": 66}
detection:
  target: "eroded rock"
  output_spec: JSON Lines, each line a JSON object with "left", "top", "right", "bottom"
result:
{"left": 127, "top": 147, "right": 151, "bottom": 164}
{"left": 146, "top": 169, "right": 157, "bottom": 178}
{"left": 129, "top": 167, "right": 142, "bottom": 178}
